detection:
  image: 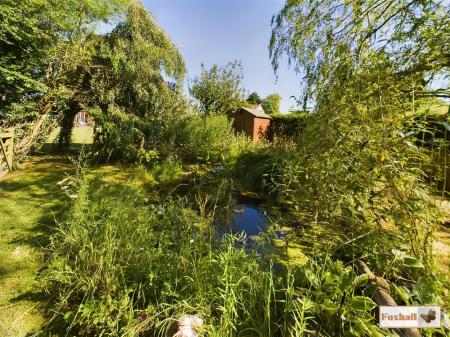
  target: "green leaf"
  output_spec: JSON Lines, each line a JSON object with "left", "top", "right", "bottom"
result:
{"left": 321, "top": 300, "right": 340, "bottom": 314}
{"left": 402, "top": 256, "right": 424, "bottom": 268}
{"left": 392, "top": 284, "right": 411, "bottom": 305}
{"left": 63, "top": 310, "right": 73, "bottom": 320}
{"left": 352, "top": 274, "right": 369, "bottom": 287}
{"left": 339, "top": 272, "right": 354, "bottom": 291}
{"left": 348, "top": 296, "right": 376, "bottom": 312}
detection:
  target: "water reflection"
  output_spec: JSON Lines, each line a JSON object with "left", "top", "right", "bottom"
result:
{"left": 215, "top": 197, "right": 268, "bottom": 238}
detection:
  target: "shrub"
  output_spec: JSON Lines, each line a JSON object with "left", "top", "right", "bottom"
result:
{"left": 268, "top": 112, "right": 308, "bottom": 140}
{"left": 178, "top": 115, "right": 238, "bottom": 163}
{"left": 150, "top": 157, "right": 184, "bottom": 183}
{"left": 90, "top": 105, "right": 144, "bottom": 162}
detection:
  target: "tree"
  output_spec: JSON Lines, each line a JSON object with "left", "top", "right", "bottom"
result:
{"left": 270, "top": 0, "right": 450, "bottom": 108}
{"left": 247, "top": 92, "right": 262, "bottom": 105}
{"left": 268, "top": 0, "right": 448, "bottom": 267}
{"left": 190, "top": 61, "right": 245, "bottom": 116}
{"left": 261, "top": 93, "right": 281, "bottom": 115}
{"left": 62, "top": 1, "right": 186, "bottom": 158}
{"left": 0, "top": 0, "right": 130, "bottom": 157}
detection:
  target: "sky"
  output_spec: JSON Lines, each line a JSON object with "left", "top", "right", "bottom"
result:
{"left": 142, "top": 0, "right": 302, "bottom": 113}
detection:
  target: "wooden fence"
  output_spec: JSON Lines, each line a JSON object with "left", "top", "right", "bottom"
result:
{"left": 0, "top": 128, "right": 14, "bottom": 177}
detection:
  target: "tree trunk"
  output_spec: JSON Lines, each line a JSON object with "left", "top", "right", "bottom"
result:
{"left": 15, "top": 103, "right": 52, "bottom": 158}
{"left": 354, "top": 260, "right": 422, "bottom": 337}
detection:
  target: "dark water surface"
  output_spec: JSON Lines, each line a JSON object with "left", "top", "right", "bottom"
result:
{"left": 215, "top": 193, "right": 269, "bottom": 237}
{"left": 229, "top": 204, "right": 267, "bottom": 236}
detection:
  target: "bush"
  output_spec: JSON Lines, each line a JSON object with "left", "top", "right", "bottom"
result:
{"left": 150, "top": 157, "right": 184, "bottom": 183}
{"left": 90, "top": 105, "right": 145, "bottom": 162}
{"left": 178, "top": 114, "right": 241, "bottom": 163}
{"left": 268, "top": 112, "right": 308, "bottom": 140}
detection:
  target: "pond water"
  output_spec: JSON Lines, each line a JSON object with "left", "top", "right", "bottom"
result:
{"left": 215, "top": 194, "right": 269, "bottom": 238}
{"left": 227, "top": 203, "right": 268, "bottom": 236}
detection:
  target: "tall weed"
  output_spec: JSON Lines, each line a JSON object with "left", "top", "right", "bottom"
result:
{"left": 44, "top": 169, "right": 386, "bottom": 336}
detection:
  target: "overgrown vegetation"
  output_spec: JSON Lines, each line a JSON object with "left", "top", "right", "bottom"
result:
{"left": 42, "top": 167, "right": 388, "bottom": 336}
{"left": 269, "top": 112, "right": 308, "bottom": 139}
{"left": 1, "top": 0, "right": 449, "bottom": 336}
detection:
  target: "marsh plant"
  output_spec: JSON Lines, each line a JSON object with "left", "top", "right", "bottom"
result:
{"left": 45, "top": 168, "right": 398, "bottom": 337}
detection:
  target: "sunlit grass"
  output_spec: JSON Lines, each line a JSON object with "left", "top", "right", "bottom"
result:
{"left": 0, "top": 155, "right": 74, "bottom": 336}
{"left": 46, "top": 125, "right": 94, "bottom": 145}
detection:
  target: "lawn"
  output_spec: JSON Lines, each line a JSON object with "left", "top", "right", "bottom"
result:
{"left": 0, "top": 154, "right": 74, "bottom": 336}
{"left": 0, "top": 126, "right": 148, "bottom": 336}
{"left": 0, "top": 126, "right": 94, "bottom": 336}
{"left": 46, "top": 125, "right": 94, "bottom": 145}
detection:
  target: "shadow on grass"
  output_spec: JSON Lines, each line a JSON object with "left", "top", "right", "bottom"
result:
{"left": 0, "top": 148, "right": 78, "bottom": 337}
{"left": 39, "top": 142, "right": 92, "bottom": 156}
{"left": 9, "top": 290, "right": 48, "bottom": 304}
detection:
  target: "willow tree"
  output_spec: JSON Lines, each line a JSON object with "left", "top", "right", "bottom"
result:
{"left": 65, "top": 1, "right": 186, "bottom": 159}
{"left": 269, "top": 1, "right": 449, "bottom": 269}
{"left": 0, "top": 0, "right": 129, "bottom": 157}
{"left": 270, "top": 0, "right": 449, "bottom": 109}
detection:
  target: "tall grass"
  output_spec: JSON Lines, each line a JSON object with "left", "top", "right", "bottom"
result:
{"left": 43, "top": 167, "right": 387, "bottom": 337}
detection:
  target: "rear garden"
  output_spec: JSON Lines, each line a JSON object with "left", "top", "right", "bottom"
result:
{"left": 1, "top": 0, "right": 449, "bottom": 336}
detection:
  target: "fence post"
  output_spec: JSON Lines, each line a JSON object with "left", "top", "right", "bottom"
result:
{"left": 0, "top": 127, "right": 14, "bottom": 174}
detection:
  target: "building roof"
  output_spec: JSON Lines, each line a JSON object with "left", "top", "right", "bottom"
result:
{"left": 239, "top": 107, "right": 272, "bottom": 119}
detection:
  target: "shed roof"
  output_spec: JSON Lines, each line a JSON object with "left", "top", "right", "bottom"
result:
{"left": 239, "top": 107, "right": 272, "bottom": 119}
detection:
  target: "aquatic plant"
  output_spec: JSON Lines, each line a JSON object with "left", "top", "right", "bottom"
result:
{"left": 44, "top": 168, "right": 391, "bottom": 336}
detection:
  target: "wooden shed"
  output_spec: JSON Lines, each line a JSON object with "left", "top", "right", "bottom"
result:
{"left": 233, "top": 107, "right": 272, "bottom": 142}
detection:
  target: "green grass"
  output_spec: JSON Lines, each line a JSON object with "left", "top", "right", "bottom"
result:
{"left": 46, "top": 125, "right": 94, "bottom": 144}
{"left": 1, "top": 125, "right": 449, "bottom": 336}
{"left": 71, "top": 126, "right": 94, "bottom": 144}
{"left": 0, "top": 154, "right": 75, "bottom": 336}
{"left": 43, "top": 170, "right": 385, "bottom": 337}
{"left": 0, "top": 127, "right": 95, "bottom": 336}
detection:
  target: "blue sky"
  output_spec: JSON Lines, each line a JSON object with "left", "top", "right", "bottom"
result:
{"left": 143, "top": 0, "right": 302, "bottom": 113}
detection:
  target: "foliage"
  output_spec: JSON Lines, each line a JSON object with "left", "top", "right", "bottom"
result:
{"left": 0, "top": 0, "right": 129, "bottom": 154}
{"left": 269, "top": 112, "right": 308, "bottom": 139}
{"left": 70, "top": 1, "right": 187, "bottom": 160}
{"left": 270, "top": 0, "right": 450, "bottom": 108}
{"left": 177, "top": 115, "right": 236, "bottom": 163}
{"left": 246, "top": 92, "right": 262, "bottom": 105}
{"left": 290, "top": 257, "right": 383, "bottom": 337}
{"left": 265, "top": 56, "right": 444, "bottom": 271}
{"left": 0, "top": 0, "right": 49, "bottom": 115}
{"left": 45, "top": 168, "right": 387, "bottom": 336}
{"left": 261, "top": 93, "right": 281, "bottom": 115}
{"left": 90, "top": 105, "right": 145, "bottom": 162}
{"left": 150, "top": 157, "right": 184, "bottom": 183}
{"left": 190, "top": 61, "right": 246, "bottom": 116}
{"left": 266, "top": 0, "right": 449, "bottom": 281}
